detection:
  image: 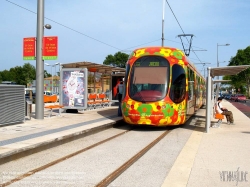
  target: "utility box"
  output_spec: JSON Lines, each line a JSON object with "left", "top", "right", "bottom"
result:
{"left": 0, "top": 85, "right": 25, "bottom": 126}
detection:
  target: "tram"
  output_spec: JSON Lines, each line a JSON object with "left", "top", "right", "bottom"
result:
{"left": 121, "top": 46, "right": 205, "bottom": 126}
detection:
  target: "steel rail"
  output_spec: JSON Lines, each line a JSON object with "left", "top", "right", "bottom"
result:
{"left": 95, "top": 130, "right": 171, "bottom": 187}
{"left": 0, "top": 129, "right": 131, "bottom": 187}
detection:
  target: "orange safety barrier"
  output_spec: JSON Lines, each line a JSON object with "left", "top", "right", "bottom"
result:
{"left": 44, "top": 95, "right": 64, "bottom": 117}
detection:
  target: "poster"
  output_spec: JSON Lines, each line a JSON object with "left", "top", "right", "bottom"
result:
{"left": 60, "top": 68, "right": 87, "bottom": 109}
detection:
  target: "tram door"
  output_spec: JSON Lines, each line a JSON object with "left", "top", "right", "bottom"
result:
{"left": 111, "top": 73, "right": 124, "bottom": 102}
{"left": 186, "top": 68, "right": 195, "bottom": 119}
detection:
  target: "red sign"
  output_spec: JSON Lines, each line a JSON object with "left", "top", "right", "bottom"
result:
{"left": 43, "top": 36, "right": 58, "bottom": 60}
{"left": 23, "top": 37, "right": 36, "bottom": 60}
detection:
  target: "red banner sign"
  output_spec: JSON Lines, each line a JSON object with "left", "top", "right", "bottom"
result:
{"left": 23, "top": 37, "right": 36, "bottom": 60}
{"left": 43, "top": 36, "right": 58, "bottom": 60}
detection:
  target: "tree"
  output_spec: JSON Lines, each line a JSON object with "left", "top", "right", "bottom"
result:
{"left": 44, "top": 70, "right": 51, "bottom": 78}
{"left": 224, "top": 46, "right": 250, "bottom": 96}
{"left": 103, "top": 52, "right": 129, "bottom": 68}
{"left": 0, "top": 69, "right": 14, "bottom": 81}
{"left": 23, "top": 63, "right": 36, "bottom": 84}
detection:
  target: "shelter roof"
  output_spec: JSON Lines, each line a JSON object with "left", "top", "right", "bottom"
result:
{"left": 61, "top": 61, "right": 125, "bottom": 74}
{"left": 210, "top": 65, "right": 250, "bottom": 78}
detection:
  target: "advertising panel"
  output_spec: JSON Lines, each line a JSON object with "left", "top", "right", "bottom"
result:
{"left": 60, "top": 68, "right": 88, "bottom": 110}
{"left": 42, "top": 36, "right": 58, "bottom": 60}
{"left": 111, "top": 74, "right": 124, "bottom": 101}
{"left": 23, "top": 37, "right": 36, "bottom": 60}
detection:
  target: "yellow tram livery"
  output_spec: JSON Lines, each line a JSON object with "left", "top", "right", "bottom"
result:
{"left": 121, "top": 46, "right": 205, "bottom": 126}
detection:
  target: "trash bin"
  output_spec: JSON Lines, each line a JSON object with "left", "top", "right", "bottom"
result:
{"left": 26, "top": 98, "right": 32, "bottom": 118}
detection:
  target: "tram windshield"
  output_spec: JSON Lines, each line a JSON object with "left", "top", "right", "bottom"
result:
{"left": 129, "top": 56, "right": 170, "bottom": 102}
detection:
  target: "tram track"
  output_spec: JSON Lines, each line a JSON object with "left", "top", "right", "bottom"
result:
{"left": 95, "top": 130, "right": 171, "bottom": 187}
{"left": 0, "top": 127, "right": 131, "bottom": 187}
{"left": 1, "top": 126, "right": 174, "bottom": 187}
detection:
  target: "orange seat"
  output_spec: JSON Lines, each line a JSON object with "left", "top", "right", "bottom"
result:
{"left": 215, "top": 113, "right": 224, "bottom": 120}
{"left": 44, "top": 95, "right": 64, "bottom": 117}
{"left": 98, "top": 93, "right": 110, "bottom": 107}
{"left": 87, "top": 93, "right": 100, "bottom": 109}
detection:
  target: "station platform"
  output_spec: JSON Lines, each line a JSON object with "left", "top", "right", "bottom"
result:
{"left": 0, "top": 100, "right": 249, "bottom": 186}
{"left": 0, "top": 106, "right": 123, "bottom": 163}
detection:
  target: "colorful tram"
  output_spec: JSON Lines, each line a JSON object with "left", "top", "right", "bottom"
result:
{"left": 121, "top": 46, "right": 205, "bottom": 126}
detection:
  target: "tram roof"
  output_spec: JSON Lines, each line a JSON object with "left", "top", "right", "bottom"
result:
{"left": 61, "top": 61, "right": 125, "bottom": 74}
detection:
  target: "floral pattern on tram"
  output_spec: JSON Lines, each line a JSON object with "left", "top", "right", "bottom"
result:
{"left": 123, "top": 47, "right": 189, "bottom": 126}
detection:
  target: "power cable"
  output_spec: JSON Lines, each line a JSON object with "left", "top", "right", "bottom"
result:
{"left": 6, "top": 0, "right": 206, "bottom": 54}
{"left": 166, "top": 0, "right": 203, "bottom": 63}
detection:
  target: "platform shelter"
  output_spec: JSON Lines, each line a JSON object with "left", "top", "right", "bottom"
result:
{"left": 205, "top": 65, "right": 250, "bottom": 133}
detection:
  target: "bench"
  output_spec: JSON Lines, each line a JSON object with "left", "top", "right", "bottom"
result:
{"left": 87, "top": 93, "right": 110, "bottom": 110}
{"left": 98, "top": 93, "right": 110, "bottom": 107}
{"left": 44, "top": 95, "right": 64, "bottom": 117}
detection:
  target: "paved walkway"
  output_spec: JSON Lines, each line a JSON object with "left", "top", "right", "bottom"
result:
{"left": 0, "top": 100, "right": 249, "bottom": 186}
{"left": 162, "top": 100, "right": 250, "bottom": 187}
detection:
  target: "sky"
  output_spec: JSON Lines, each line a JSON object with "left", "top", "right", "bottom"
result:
{"left": 0, "top": 0, "right": 250, "bottom": 77}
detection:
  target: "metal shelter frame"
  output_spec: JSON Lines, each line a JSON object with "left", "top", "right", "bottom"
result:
{"left": 61, "top": 61, "right": 125, "bottom": 74}
{"left": 205, "top": 65, "right": 250, "bottom": 133}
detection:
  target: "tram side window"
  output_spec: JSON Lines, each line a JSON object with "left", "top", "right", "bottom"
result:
{"left": 170, "top": 64, "right": 186, "bottom": 103}
{"left": 188, "top": 68, "right": 195, "bottom": 100}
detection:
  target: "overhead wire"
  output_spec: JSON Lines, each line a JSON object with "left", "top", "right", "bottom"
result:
{"left": 166, "top": 0, "right": 204, "bottom": 63}
{"left": 6, "top": 0, "right": 207, "bottom": 57}
{"left": 5, "top": 0, "right": 160, "bottom": 52}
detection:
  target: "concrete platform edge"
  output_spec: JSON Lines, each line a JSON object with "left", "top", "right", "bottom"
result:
{"left": 0, "top": 119, "right": 123, "bottom": 165}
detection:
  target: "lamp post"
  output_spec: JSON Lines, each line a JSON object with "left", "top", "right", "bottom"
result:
{"left": 53, "top": 62, "right": 59, "bottom": 93}
{"left": 45, "top": 62, "right": 59, "bottom": 93}
{"left": 35, "top": 0, "right": 52, "bottom": 119}
{"left": 194, "top": 62, "right": 211, "bottom": 78}
{"left": 216, "top": 43, "right": 230, "bottom": 100}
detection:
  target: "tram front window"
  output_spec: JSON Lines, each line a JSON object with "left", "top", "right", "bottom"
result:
{"left": 129, "top": 56, "right": 169, "bottom": 102}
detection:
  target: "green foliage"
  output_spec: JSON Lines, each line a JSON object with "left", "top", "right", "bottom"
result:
{"left": 44, "top": 70, "right": 51, "bottom": 78}
{"left": 103, "top": 52, "right": 129, "bottom": 68}
{"left": 225, "top": 46, "right": 250, "bottom": 95}
{"left": 0, "top": 62, "right": 36, "bottom": 86}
